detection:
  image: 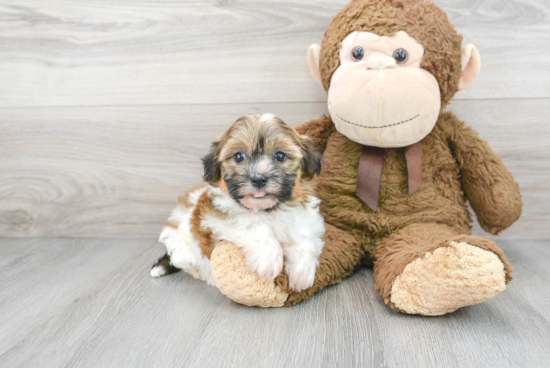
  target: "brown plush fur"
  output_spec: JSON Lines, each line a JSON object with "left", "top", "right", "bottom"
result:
{"left": 286, "top": 111, "right": 521, "bottom": 308}
{"left": 270, "top": 0, "right": 522, "bottom": 311}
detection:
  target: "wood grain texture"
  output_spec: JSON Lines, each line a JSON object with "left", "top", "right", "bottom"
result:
{"left": 0, "top": 102, "right": 327, "bottom": 237}
{"left": 1, "top": 0, "right": 548, "bottom": 238}
{"left": 0, "top": 238, "right": 549, "bottom": 367}
{"left": 0, "top": 0, "right": 549, "bottom": 108}
{"left": 1, "top": 99, "right": 548, "bottom": 238}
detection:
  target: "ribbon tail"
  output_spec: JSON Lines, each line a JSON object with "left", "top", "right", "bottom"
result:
{"left": 356, "top": 146, "right": 385, "bottom": 212}
{"left": 404, "top": 141, "right": 423, "bottom": 195}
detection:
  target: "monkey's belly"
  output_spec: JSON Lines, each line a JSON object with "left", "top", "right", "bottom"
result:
{"left": 316, "top": 131, "right": 471, "bottom": 251}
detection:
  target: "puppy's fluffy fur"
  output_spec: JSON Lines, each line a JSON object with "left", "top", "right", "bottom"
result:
{"left": 151, "top": 114, "right": 325, "bottom": 292}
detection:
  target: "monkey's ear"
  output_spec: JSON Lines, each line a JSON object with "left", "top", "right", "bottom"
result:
{"left": 307, "top": 44, "right": 322, "bottom": 84}
{"left": 458, "top": 44, "right": 481, "bottom": 91}
{"left": 202, "top": 143, "right": 222, "bottom": 183}
{"left": 300, "top": 138, "right": 322, "bottom": 180}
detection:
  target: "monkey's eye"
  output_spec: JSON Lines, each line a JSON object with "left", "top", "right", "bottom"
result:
{"left": 234, "top": 152, "right": 245, "bottom": 163}
{"left": 351, "top": 46, "right": 365, "bottom": 61}
{"left": 393, "top": 48, "right": 408, "bottom": 64}
{"left": 274, "top": 152, "right": 286, "bottom": 163}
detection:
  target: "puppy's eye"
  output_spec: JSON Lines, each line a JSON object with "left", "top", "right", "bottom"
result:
{"left": 351, "top": 46, "right": 365, "bottom": 61}
{"left": 274, "top": 152, "right": 286, "bottom": 163}
{"left": 393, "top": 48, "right": 408, "bottom": 64}
{"left": 234, "top": 152, "right": 245, "bottom": 163}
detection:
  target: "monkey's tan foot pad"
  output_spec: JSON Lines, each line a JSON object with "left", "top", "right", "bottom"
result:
{"left": 210, "top": 241, "right": 289, "bottom": 307}
{"left": 390, "top": 241, "right": 507, "bottom": 316}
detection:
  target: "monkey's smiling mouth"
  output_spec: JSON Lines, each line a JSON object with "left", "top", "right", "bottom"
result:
{"left": 336, "top": 114, "right": 420, "bottom": 129}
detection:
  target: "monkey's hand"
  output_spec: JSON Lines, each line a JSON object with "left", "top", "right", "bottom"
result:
{"left": 446, "top": 112, "right": 522, "bottom": 234}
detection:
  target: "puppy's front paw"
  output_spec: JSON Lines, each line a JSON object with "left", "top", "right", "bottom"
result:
{"left": 287, "top": 257, "right": 317, "bottom": 292}
{"left": 241, "top": 239, "right": 283, "bottom": 281}
{"left": 254, "top": 254, "right": 284, "bottom": 282}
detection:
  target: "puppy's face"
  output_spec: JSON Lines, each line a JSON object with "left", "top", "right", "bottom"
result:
{"left": 202, "top": 114, "right": 321, "bottom": 211}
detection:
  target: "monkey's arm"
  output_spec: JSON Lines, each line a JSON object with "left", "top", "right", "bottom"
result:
{"left": 295, "top": 115, "right": 336, "bottom": 154}
{"left": 444, "top": 112, "right": 522, "bottom": 235}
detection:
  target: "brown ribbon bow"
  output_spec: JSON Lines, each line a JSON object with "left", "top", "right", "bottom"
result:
{"left": 356, "top": 142, "right": 423, "bottom": 212}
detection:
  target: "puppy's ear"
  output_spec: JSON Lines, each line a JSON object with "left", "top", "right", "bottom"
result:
{"left": 202, "top": 142, "right": 222, "bottom": 183}
{"left": 300, "top": 138, "right": 322, "bottom": 180}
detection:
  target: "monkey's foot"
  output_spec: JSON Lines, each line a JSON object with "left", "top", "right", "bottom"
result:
{"left": 390, "top": 241, "right": 507, "bottom": 316}
{"left": 210, "top": 241, "right": 289, "bottom": 307}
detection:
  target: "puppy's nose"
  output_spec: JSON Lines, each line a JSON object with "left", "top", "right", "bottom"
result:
{"left": 251, "top": 175, "right": 268, "bottom": 189}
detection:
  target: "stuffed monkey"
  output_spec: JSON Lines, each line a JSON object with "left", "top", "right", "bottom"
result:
{"left": 208, "top": 0, "right": 522, "bottom": 315}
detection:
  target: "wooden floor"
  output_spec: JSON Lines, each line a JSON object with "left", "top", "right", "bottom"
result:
{"left": 1, "top": 238, "right": 549, "bottom": 368}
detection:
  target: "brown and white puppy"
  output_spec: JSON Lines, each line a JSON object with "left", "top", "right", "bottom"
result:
{"left": 150, "top": 114, "right": 325, "bottom": 292}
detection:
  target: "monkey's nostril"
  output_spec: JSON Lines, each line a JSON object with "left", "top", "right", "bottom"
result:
{"left": 251, "top": 175, "right": 268, "bottom": 189}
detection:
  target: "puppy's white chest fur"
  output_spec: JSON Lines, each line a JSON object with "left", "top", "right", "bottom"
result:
{"left": 206, "top": 186, "right": 324, "bottom": 248}
{"left": 159, "top": 185, "right": 325, "bottom": 292}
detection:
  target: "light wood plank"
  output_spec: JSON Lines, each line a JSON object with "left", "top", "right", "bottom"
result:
{"left": 0, "top": 238, "right": 549, "bottom": 367}
{"left": 0, "top": 0, "right": 548, "bottom": 108}
{"left": 0, "top": 102, "right": 327, "bottom": 237}
{"left": 1, "top": 99, "right": 547, "bottom": 238}
{"left": 0, "top": 238, "right": 158, "bottom": 355}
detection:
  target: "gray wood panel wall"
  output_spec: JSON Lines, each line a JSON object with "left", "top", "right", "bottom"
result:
{"left": 1, "top": 0, "right": 549, "bottom": 238}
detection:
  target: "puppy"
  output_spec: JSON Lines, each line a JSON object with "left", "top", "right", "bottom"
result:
{"left": 150, "top": 114, "right": 325, "bottom": 292}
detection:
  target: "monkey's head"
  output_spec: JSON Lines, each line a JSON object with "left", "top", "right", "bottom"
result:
{"left": 308, "top": 0, "right": 480, "bottom": 148}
